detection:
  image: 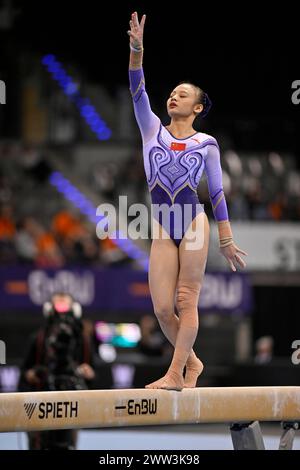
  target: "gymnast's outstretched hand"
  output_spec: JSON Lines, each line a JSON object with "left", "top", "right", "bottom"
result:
{"left": 220, "top": 243, "right": 248, "bottom": 272}
{"left": 127, "top": 11, "right": 146, "bottom": 51}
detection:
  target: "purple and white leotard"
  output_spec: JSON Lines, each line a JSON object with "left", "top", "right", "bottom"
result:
{"left": 129, "top": 67, "right": 229, "bottom": 247}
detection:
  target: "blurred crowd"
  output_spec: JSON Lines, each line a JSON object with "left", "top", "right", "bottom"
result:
{"left": 0, "top": 143, "right": 130, "bottom": 267}
{"left": 0, "top": 204, "right": 129, "bottom": 267}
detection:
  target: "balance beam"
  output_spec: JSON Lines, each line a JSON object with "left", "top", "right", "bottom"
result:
{"left": 0, "top": 386, "right": 300, "bottom": 433}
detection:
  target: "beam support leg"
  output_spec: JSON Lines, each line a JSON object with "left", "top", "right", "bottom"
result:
{"left": 279, "top": 422, "right": 299, "bottom": 450}
{"left": 230, "top": 421, "right": 265, "bottom": 450}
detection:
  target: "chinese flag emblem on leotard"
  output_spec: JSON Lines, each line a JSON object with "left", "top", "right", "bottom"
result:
{"left": 170, "top": 142, "right": 186, "bottom": 151}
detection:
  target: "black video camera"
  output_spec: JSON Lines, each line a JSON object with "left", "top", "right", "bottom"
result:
{"left": 41, "top": 294, "right": 87, "bottom": 391}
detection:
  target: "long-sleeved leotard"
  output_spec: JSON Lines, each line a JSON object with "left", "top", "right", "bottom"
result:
{"left": 129, "top": 68, "right": 229, "bottom": 247}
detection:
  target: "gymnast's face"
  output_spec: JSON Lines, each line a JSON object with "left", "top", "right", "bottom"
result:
{"left": 167, "top": 84, "right": 203, "bottom": 119}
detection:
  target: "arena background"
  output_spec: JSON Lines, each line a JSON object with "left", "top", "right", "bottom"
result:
{"left": 0, "top": 0, "right": 300, "bottom": 450}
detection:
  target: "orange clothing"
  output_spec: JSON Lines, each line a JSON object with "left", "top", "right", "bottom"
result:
{"left": 0, "top": 218, "right": 16, "bottom": 239}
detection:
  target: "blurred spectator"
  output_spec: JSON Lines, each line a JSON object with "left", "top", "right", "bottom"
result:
{"left": 15, "top": 217, "right": 37, "bottom": 264}
{"left": 52, "top": 210, "right": 86, "bottom": 241}
{"left": 19, "top": 144, "right": 52, "bottom": 184}
{"left": 228, "top": 189, "right": 250, "bottom": 220}
{"left": 18, "top": 217, "right": 64, "bottom": 267}
{"left": 254, "top": 336, "right": 274, "bottom": 364}
{"left": 91, "top": 162, "right": 118, "bottom": 201}
{"left": 52, "top": 210, "right": 99, "bottom": 264}
{"left": 0, "top": 204, "right": 16, "bottom": 263}
{"left": 36, "top": 231, "right": 64, "bottom": 267}
{"left": 16, "top": 215, "right": 101, "bottom": 266}
{"left": 245, "top": 179, "right": 269, "bottom": 220}
{"left": 116, "top": 152, "right": 147, "bottom": 208}
{"left": 71, "top": 234, "right": 99, "bottom": 265}
{"left": 268, "top": 192, "right": 289, "bottom": 220}
{"left": 0, "top": 203, "right": 15, "bottom": 239}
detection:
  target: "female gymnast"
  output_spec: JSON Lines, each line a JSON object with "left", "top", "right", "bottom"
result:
{"left": 128, "top": 12, "right": 247, "bottom": 391}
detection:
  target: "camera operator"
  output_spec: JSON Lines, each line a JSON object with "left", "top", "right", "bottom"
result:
{"left": 18, "top": 292, "right": 95, "bottom": 450}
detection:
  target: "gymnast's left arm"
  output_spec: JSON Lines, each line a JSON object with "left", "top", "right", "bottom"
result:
{"left": 204, "top": 142, "right": 248, "bottom": 271}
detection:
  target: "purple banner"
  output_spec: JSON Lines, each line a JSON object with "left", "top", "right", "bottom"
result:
{"left": 0, "top": 267, "right": 252, "bottom": 313}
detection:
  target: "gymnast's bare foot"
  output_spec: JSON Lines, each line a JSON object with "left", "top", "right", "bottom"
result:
{"left": 184, "top": 358, "right": 204, "bottom": 388}
{"left": 145, "top": 370, "right": 184, "bottom": 391}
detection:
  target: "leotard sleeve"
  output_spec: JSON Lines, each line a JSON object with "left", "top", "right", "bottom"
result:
{"left": 129, "top": 67, "right": 160, "bottom": 144}
{"left": 204, "top": 141, "right": 229, "bottom": 221}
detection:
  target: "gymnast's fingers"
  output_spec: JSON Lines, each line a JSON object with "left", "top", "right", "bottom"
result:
{"left": 235, "top": 246, "right": 248, "bottom": 256}
{"left": 140, "top": 14, "right": 146, "bottom": 31}
{"left": 235, "top": 254, "right": 246, "bottom": 268}
{"left": 132, "top": 11, "right": 139, "bottom": 29}
{"left": 227, "top": 257, "right": 236, "bottom": 272}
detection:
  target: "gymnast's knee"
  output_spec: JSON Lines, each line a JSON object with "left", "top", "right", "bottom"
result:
{"left": 153, "top": 305, "right": 175, "bottom": 324}
{"left": 176, "top": 282, "right": 201, "bottom": 315}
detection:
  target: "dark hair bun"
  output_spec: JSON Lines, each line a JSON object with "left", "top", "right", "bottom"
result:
{"left": 201, "top": 92, "right": 212, "bottom": 118}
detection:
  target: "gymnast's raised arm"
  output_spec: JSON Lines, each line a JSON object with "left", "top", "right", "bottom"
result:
{"left": 128, "top": 12, "right": 160, "bottom": 143}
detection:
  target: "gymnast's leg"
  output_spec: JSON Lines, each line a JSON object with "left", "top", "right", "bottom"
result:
{"left": 146, "top": 216, "right": 207, "bottom": 389}
{"left": 145, "top": 221, "right": 181, "bottom": 389}
{"left": 147, "top": 212, "right": 209, "bottom": 390}
{"left": 175, "top": 212, "right": 209, "bottom": 388}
